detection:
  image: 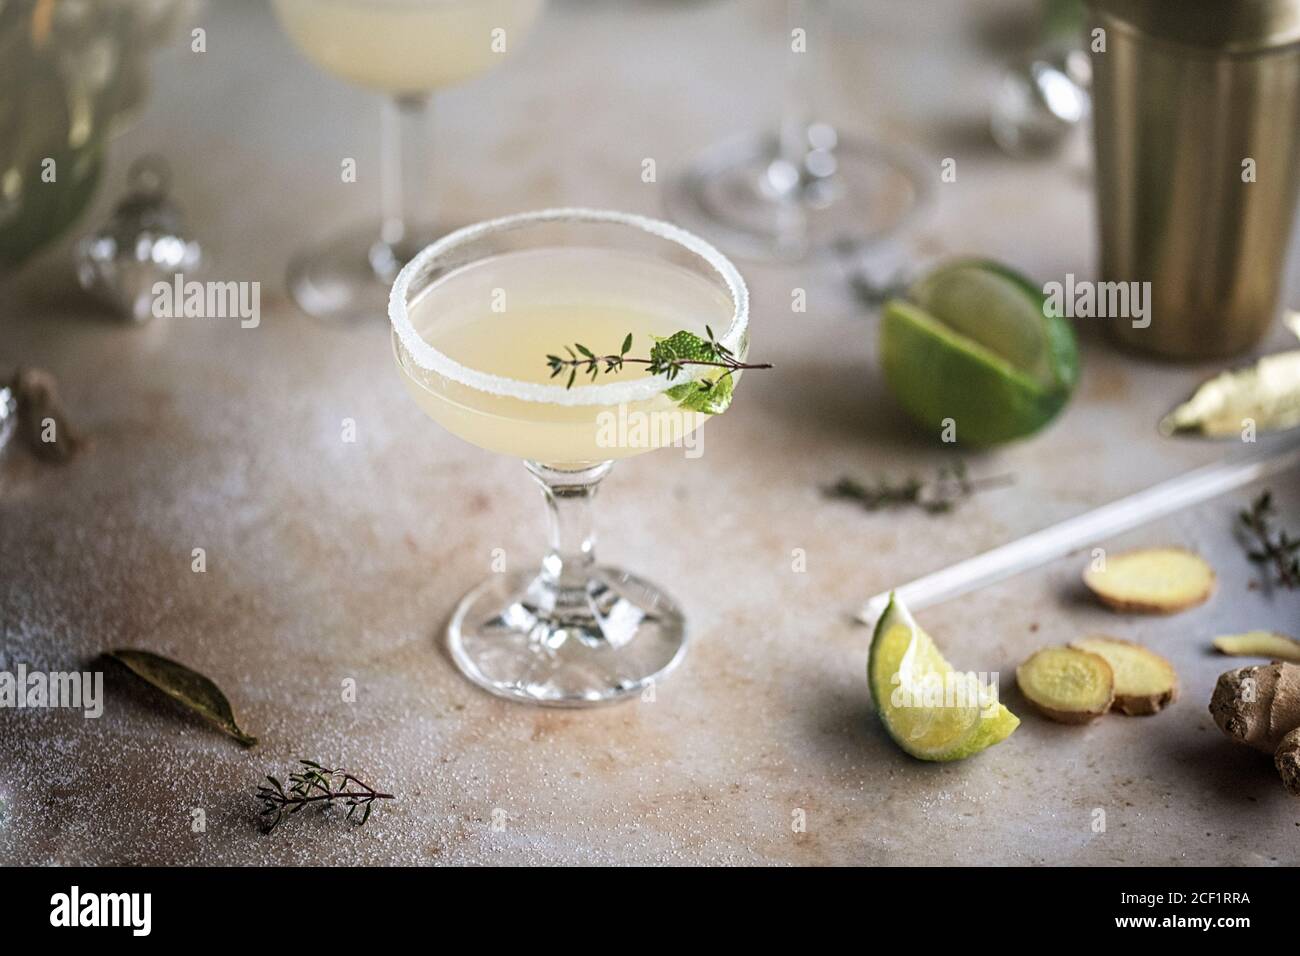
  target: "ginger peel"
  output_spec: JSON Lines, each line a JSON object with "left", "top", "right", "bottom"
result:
{"left": 1209, "top": 662, "right": 1300, "bottom": 796}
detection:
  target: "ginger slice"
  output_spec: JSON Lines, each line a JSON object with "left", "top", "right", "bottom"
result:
{"left": 1083, "top": 547, "right": 1214, "bottom": 614}
{"left": 1213, "top": 631, "right": 1300, "bottom": 664}
{"left": 1071, "top": 636, "right": 1179, "bottom": 715}
{"left": 1016, "top": 646, "right": 1115, "bottom": 724}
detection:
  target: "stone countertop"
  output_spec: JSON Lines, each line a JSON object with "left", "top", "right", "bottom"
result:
{"left": 2, "top": 0, "right": 1298, "bottom": 865}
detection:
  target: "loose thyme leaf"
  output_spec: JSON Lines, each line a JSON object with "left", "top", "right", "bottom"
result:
{"left": 1239, "top": 490, "right": 1299, "bottom": 589}
{"left": 256, "top": 760, "right": 395, "bottom": 833}
{"left": 106, "top": 648, "right": 258, "bottom": 746}
{"left": 824, "top": 463, "right": 1012, "bottom": 515}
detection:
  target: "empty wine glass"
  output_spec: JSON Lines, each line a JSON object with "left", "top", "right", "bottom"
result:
{"left": 668, "top": 0, "right": 925, "bottom": 261}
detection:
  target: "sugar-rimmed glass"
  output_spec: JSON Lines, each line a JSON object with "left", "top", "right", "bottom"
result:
{"left": 389, "top": 208, "right": 749, "bottom": 705}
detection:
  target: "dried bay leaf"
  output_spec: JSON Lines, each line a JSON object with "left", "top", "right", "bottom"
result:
{"left": 6, "top": 367, "right": 86, "bottom": 462}
{"left": 106, "top": 648, "right": 258, "bottom": 746}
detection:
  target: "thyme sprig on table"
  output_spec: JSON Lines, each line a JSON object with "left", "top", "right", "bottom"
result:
{"left": 825, "top": 462, "right": 1013, "bottom": 515}
{"left": 256, "top": 760, "right": 395, "bottom": 832}
{"left": 1239, "top": 491, "right": 1299, "bottom": 590}
{"left": 545, "top": 327, "right": 771, "bottom": 413}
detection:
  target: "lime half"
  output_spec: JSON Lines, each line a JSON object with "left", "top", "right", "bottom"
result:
{"left": 881, "top": 260, "right": 1078, "bottom": 446}
{"left": 868, "top": 594, "right": 1019, "bottom": 761}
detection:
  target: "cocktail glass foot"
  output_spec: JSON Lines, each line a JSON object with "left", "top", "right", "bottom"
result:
{"left": 667, "top": 129, "right": 924, "bottom": 262}
{"left": 286, "top": 224, "right": 436, "bottom": 322}
{"left": 446, "top": 460, "right": 686, "bottom": 706}
{"left": 448, "top": 566, "right": 686, "bottom": 706}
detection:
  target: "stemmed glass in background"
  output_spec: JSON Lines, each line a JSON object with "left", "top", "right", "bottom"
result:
{"left": 668, "top": 0, "right": 926, "bottom": 261}
{"left": 989, "top": 0, "right": 1091, "bottom": 159}
{"left": 272, "top": 0, "right": 546, "bottom": 320}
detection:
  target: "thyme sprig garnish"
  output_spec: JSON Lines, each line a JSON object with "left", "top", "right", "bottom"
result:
{"left": 545, "top": 327, "right": 771, "bottom": 414}
{"left": 1239, "top": 491, "right": 1299, "bottom": 589}
{"left": 825, "top": 462, "right": 1013, "bottom": 515}
{"left": 256, "top": 760, "right": 395, "bottom": 832}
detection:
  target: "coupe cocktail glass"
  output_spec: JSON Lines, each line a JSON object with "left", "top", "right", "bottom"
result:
{"left": 389, "top": 209, "right": 749, "bottom": 705}
{"left": 273, "top": 0, "right": 546, "bottom": 320}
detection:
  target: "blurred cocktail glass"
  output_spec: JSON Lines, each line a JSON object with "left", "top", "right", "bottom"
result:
{"left": 389, "top": 208, "right": 749, "bottom": 705}
{"left": 273, "top": 0, "right": 545, "bottom": 320}
{"left": 668, "top": 0, "right": 924, "bottom": 261}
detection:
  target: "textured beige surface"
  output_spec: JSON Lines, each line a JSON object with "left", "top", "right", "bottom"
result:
{"left": 2, "top": 0, "right": 1299, "bottom": 865}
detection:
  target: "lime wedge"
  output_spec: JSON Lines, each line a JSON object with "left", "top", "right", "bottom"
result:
{"left": 881, "top": 260, "right": 1078, "bottom": 446}
{"left": 868, "top": 594, "right": 1019, "bottom": 761}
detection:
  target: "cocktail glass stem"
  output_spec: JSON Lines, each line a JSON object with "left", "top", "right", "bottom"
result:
{"left": 373, "top": 93, "right": 437, "bottom": 278}
{"left": 527, "top": 460, "right": 610, "bottom": 596}
{"left": 771, "top": 0, "right": 827, "bottom": 196}
{"left": 771, "top": 0, "right": 849, "bottom": 212}
{"left": 446, "top": 453, "right": 685, "bottom": 702}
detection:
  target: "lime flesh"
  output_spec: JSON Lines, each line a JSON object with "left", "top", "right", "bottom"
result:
{"left": 868, "top": 594, "right": 1019, "bottom": 761}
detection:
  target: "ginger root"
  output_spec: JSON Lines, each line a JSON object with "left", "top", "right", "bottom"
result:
{"left": 1213, "top": 631, "right": 1300, "bottom": 664}
{"left": 1209, "top": 662, "right": 1300, "bottom": 796}
{"left": 1071, "top": 636, "right": 1178, "bottom": 716}
{"left": 1278, "top": 727, "right": 1300, "bottom": 795}
{"left": 1083, "top": 547, "right": 1214, "bottom": 614}
{"left": 1017, "top": 646, "right": 1114, "bottom": 724}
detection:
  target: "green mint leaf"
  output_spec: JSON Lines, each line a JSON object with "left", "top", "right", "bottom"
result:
{"left": 649, "top": 330, "right": 715, "bottom": 367}
{"left": 667, "top": 369, "right": 734, "bottom": 414}
{"left": 649, "top": 331, "right": 736, "bottom": 414}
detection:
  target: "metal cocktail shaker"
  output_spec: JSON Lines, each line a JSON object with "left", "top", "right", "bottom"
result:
{"left": 1087, "top": 0, "right": 1300, "bottom": 359}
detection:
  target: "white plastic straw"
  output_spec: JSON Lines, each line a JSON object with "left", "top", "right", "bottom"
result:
{"left": 858, "top": 433, "right": 1300, "bottom": 626}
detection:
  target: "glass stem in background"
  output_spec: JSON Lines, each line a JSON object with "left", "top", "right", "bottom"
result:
{"left": 771, "top": 0, "right": 836, "bottom": 200}
{"left": 526, "top": 460, "right": 612, "bottom": 596}
{"left": 375, "top": 92, "right": 436, "bottom": 276}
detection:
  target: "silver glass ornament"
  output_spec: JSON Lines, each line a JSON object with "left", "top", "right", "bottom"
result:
{"left": 75, "top": 155, "right": 201, "bottom": 322}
